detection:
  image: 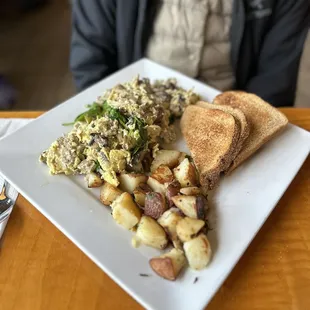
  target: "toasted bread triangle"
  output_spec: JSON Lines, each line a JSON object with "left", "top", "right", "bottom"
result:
{"left": 213, "top": 91, "right": 288, "bottom": 172}
{"left": 180, "top": 105, "right": 240, "bottom": 189}
{"left": 195, "top": 101, "right": 250, "bottom": 164}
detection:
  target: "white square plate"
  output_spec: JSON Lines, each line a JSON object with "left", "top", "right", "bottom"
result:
{"left": 0, "top": 59, "right": 309, "bottom": 310}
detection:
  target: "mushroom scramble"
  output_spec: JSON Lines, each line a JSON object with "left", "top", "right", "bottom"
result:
{"left": 39, "top": 77, "right": 199, "bottom": 186}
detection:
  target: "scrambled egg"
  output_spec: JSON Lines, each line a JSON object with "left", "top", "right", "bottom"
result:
{"left": 40, "top": 77, "right": 199, "bottom": 185}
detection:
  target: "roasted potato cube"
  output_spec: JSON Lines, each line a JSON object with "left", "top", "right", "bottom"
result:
{"left": 171, "top": 195, "right": 197, "bottom": 218}
{"left": 176, "top": 217, "right": 205, "bottom": 242}
{"left": 100, "top": 182, "right": 123, "bottom": 206}
{"left": 151, "top": 166, "right": 174, "bottom": 184}
{"left": 144, "top": 192, "right": 167, "bottom": 219}
{"left": 149, "top": 248, "right": 186, "bottom": 281}
{"left": 133, "top": 183, "right": 152, "bottom": 207}
{"left": 172, "top": 195, "right": 206, "bottom": 220}
{"left": 165, "top": 180, "right": 181, "bottom": 207}
{"left": 184, "top": 234, "right": 212, "bottom": 270}
{"left": 119, "top": 173, "right": 148, "bottom": 194}
{"left": 111, "top": 192, "right": 141, "bottom": 230}
{"left": 158, "top": 208, "right": 183, "bottom": 249}
{"left": 85, "top": 172, "right": 103, "bottom": 188}
{"left": 147, "top": 177, "right": 165, "bottom": 194}
{"left": 151, "top": 150, "right": 181, "bottom": 172}
{"left": 136, "top": 216, "right": 168, "bottom": 249}
{"left": 173, "top": 158, "right": 198, "bottom": 187}
{"left": 147, "top": 166, "right": 174, "bottom": 194}
{"left": 180, "top": 187, "right": 201, "bottom": 196}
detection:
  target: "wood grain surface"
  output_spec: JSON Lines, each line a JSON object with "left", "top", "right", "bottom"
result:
{"left": 0, "top": 109, "right": 309, "bottom": 310}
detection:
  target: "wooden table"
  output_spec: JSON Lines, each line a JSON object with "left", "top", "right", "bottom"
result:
{"left": 0, "top": 109, "right": 310, "bottom": 310}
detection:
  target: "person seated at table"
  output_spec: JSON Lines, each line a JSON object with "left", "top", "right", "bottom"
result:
{"left": 69, "top": 0, "right": 310, "bottom": 107}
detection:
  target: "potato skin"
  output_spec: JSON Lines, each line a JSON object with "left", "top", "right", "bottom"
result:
{"left": 149, "top": 248, "right": 186, "bottom": 281}
{"left": 133, "top": 183, "right": 152, "bottom": 207}
{"left": 144, "top": 192, "right": 167, "bottom": 219}
{"left": 150, "top": 257, "right": 175, "bottom": 281}
{"left": 165, "top": 180, "right": 181, "bottom": 207}
{"left": 195, "top": 195, "right": 208, "bottom": 220}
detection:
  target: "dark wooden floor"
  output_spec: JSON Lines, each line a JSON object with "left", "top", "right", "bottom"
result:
{"left": 0, "top": 1, "right": 309, "bottom": 110}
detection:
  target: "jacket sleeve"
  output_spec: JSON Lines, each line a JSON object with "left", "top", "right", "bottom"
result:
{"left": 70, "top": 0, "right": 117, "bottom": 91}
{"left": 245, "top": 0, "right": 310, "bottom": 107}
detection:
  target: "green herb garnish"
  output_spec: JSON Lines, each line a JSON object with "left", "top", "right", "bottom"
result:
{"left": 62, "top": 101, "right": 129, "bottom": 127}
{"left": 62, "top": 102, "right": 106, "bottom": 126}
{"left": 103, "top": 101, "right": 128, "bottom": 128}
{"left": 130, "top": 117, "right": 148, "bottom": 155}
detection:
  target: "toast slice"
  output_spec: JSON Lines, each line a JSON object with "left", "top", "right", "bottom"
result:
{"left": 195, "top": 101, "right": 250, "bottom": 162}
{"left": 180, "top": 105, "right": 240, "bottom": 190}
{"left": 213, "top": 91, "right": 288, "bottom": 172}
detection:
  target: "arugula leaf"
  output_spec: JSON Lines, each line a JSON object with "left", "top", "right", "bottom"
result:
{"left": 62, "top": 101, "right": 128, "bottom": 127}
{"left": 131, "top": 117, "right": 148, "bottom": 155}
{"left": 62, "top": 102, "right": 105, "bottom": 126}
{"left": 102, "top": 101, "right": 128, "bottom": 128}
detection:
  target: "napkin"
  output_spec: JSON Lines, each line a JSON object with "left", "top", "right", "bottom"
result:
{"left": 0, "top": 119, "right": 33, "bottom": 239}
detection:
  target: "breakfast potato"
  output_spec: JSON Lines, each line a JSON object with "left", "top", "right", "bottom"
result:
{"left": 172, "top": 195, "right": 196, "bottom": 218}
{"left": 180, "top": 186, "right": 201, "bottom": 196}
{"left": 165, "top": 180, "right": 181, "bottom": 207}
{"left": 85, "top": 172, "right": 103, "bottom": 188}
{"left": 171, "top": 195, "right": 207, "bottom": 220}
{"left": 149, "top": 248, "right": 186, "bottom": 281}
{"left": 119, "top": 173, "right": 148, "bottom": 194}
{"left": 147, "top": 177, "right": 165, "bottom": 194}
{"left": 136, "top": 216, "right": 168, "bottom": 249}
{"left": 157, "top": 208, "right": 183, "bottom": 249}
{"left": 176, "top": 217, "right": 205, "bottom": 243}
{"left": 144, "top": 192, "right": 167, "bottom": 219}
{"left": 184, "top": 234, "right": 212, "bottom": 270}
{"left": 147, "top": 166, "right": 174, "bottom": 194}
{"left": 151, "top": 166, "right": 174, "bottom": 184}
{"left": 133, "top": 183, "right": 152, "bottom": 207}
{"left": 150, "top": 150, "right": 181, "bottom": 172}
{"left": 100, "top": 182, "right": 123, "bottom": 206}
{"left": 173, "top": 158, "right": 198, "bottom": 187}
{"left": 111, "top": 192, "right": 141, "bottom": 230}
